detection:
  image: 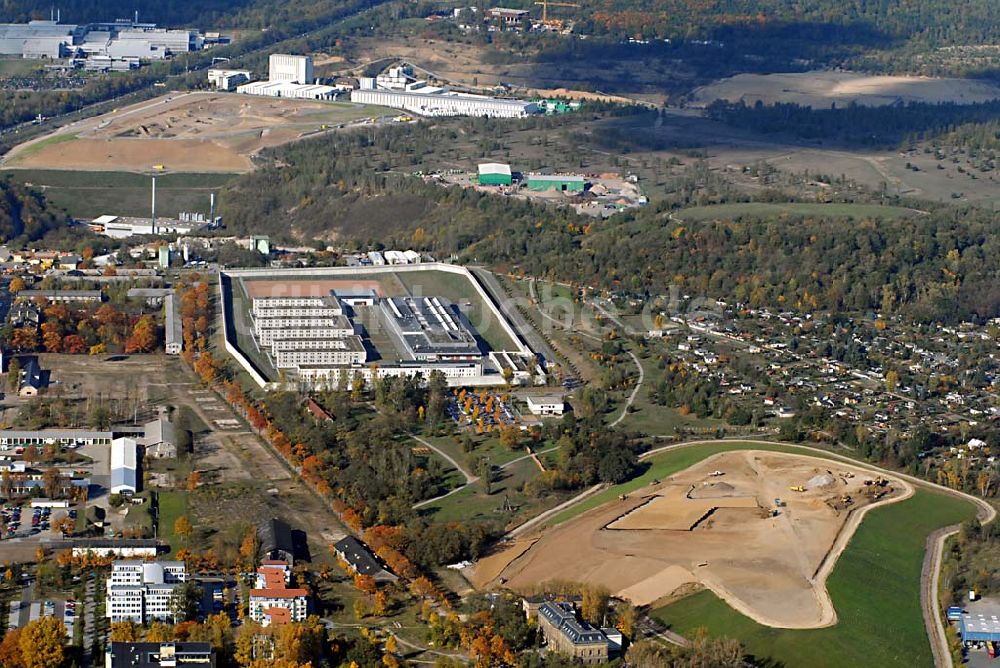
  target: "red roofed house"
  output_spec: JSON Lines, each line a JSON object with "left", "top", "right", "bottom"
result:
{"left": 249, "top": 565, "right": 308, "bottom": 623}
{"left": 262, "top": 607, "right": 292, "bottom": 627}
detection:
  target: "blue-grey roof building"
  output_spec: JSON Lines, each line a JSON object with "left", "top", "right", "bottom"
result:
{"left": 536, "top": 601, "right": 609, "bottom": 665}
{"left": 960, "top": 611, "right": 1000, "bottom": 644}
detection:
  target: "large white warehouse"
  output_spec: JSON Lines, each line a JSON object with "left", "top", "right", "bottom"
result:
{"left": 350, "top": 88, "right": 537, "bottom": 118}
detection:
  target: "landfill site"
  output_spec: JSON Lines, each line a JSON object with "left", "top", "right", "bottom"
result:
{"left": 475, "top": 450, "right": 910, "bottom": 629}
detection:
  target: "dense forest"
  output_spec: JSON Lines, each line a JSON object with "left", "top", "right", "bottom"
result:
{"left": 0, "top": 178, "right": 68, "bottom": 243}
{"left": 219, "top": 118, "right": 1000, "bottom": 323}
{"left": 705, "top": 99, "right": 1000, "bottom": 147}
{"left": 552, "top": 0, "right": 1000, "bottom": 49}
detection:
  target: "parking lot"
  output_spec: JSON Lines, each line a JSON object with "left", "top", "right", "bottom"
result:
{"left": 6, "top": 574, "right": 78, "bottom": 639}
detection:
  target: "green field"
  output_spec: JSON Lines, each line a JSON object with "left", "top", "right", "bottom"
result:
{"left": 617, "top": 351, "right": 724, "bottom": 436}
{"left": 417, "top": 455, "right": 563, "bottom": 526}
{"left": 1, "top": 169, "right": 237, "bottom": 219}
{"left": 0, "top": 57, "right": 42, "bottom": 78}
{"left": 653, "top": 489, "right": 975, "bottom": 667}
{"left": 156, "top": 490, "right": 190, "bottom": 553}
{"left": 675, "top": 202, "right": 923, "bottom": 222}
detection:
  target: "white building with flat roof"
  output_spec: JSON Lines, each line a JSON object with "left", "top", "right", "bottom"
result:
{"left": 208, "top": 68, "right": 252, "bottom": 90}
{"left": 106, "top": 561, "right": 187, "bottom": 623}
{"left": 526, "top": 394, "right": 565, "bottom": 416}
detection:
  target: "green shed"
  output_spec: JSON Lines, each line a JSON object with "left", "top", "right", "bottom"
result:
{"left": 478, "top": 163, "right": 513, "bottom": 186}
{"left": 525, "top": 174, "right": 585, "bottom": 192}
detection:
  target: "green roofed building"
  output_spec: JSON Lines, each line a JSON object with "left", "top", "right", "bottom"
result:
{"left": 478, "top": 163, "right": 513, "bottom": 186}
{"left": 526, "top": 174, "right": 585, "bottom": 192}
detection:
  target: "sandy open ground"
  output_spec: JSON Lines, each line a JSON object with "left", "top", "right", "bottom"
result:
{"left": 243, "top": 279, "right": 386, "bottom": 299}
{"left": 690, "top": 71, "right": 1000, "bottom": 108}
{"left": 2, "top": 91, "right": 383, "bottom": 173}
{"left": 477, "top": 450, "right": 912, "bottom": 628}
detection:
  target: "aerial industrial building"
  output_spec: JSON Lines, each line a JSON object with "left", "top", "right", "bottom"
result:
{"left": 0, "top": 20, "right": 78, "bottom": 58}
{"left": 207, "top": 68, "right": 252, "bottom": 91}
{"left": 222, "top": 265, "right": 542, "bottom": 389}
{"left": 526, "top": 174, "right": 586, "bottom": 192}
{"left": 351, "top": 87, "right": 536, "bottom": 118}
{"left": 110, "top": 437, "right": 140, "bottom": 495}
{"left": 478, "top": 163, "right": 513, "bottom": 186}
{"left": 236, "top": 54, "right": 337, "bottom": 100}
{"left": 89, "top": 214, "right": 214, "bottom": 239}
{"left": 0, "top": 18, "right": 205, "bottom": 61}
{"left": 268, "top": 53, "right": 313, "bottom": 83}
{"left": 378, "top": 296, "right": 483, "bottom": 362}
{"left": 351, "top": 63, "right": 538, "bottom": 117}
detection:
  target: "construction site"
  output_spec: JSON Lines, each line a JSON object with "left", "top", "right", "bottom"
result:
{"left": 1, "top": 91, "right": 387, "bottom": 173}
{"left": 474, "top": 450, "right": 910, "bottom": 629}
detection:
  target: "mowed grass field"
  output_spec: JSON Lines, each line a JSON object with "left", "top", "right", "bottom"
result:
{"left": 653, "top": 489, "right": 974, "bottom": 667}
{"left": 1, "top": 169, "right": 237, "bottom": 219}
{"left": 156, "top": 490, "right": 190, "bottom": 554}
{"left": 674, "top": 202, "right": 924, "bottom": 222}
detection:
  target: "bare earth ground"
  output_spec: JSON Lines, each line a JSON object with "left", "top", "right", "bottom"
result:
{"left": 2, "top": 92, "right": 381, "bottom": 174}
{"left": 689, "top": 71, "right": 1000, "bottom": 108}
{"left": 243, "top": 279, "right": 386, "bottom": 299}
{"left": 477, "top": 450, "right": 912, "bottom": 628}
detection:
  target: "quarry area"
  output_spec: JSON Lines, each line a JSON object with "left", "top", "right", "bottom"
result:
{"left": 476, "top": 450, "right": 912, "bottom": 629}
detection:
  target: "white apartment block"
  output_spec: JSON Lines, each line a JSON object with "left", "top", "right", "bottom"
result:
{"left": 254, "top": 317, "right": 352, "bottom": 333}
{"left": 274, "top": 345, "right": 366, "bottom": 369}
{"left": 252, "top": 295, "right": 344, "bottom": 317}
{"left": 257, "top": 326, "right": 357, "bottom": 346}
{"left": 106, "top": 561, "right": 187, "bottom": 624}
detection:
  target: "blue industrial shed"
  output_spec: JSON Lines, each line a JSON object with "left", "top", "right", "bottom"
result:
{"left": 960, "top": 613, "right": 1000, "bottom": 643}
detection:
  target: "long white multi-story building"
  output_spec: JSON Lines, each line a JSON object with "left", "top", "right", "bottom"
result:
{"left": 351, "top": 88, "right": 537, "bottom": 118}
{"left": 274, "top": 338, "right": 367, "bottom": 369}
{"left": 106, "top": 561, "right": 187, "bottom": 624}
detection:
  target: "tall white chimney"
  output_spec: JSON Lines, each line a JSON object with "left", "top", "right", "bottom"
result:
{"left": 151, "top": 176, "right": 157, "bottom": 234}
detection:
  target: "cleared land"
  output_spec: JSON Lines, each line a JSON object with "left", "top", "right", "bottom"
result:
{"left": 478, "top": 450, "right": 910, "bottom": 628}
{"left": 2, "top": 91, "right": 388, "bottom": 174}
{"left": 653, "top": 489, "right": 977, "bottom": 668}
{"left": 690, "top": 71, "right": 1000, "bottom": 108}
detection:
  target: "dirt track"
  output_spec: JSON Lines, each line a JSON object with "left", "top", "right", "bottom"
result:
{"left": 481, "top": 450, "right": 910, "bottom": 628}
